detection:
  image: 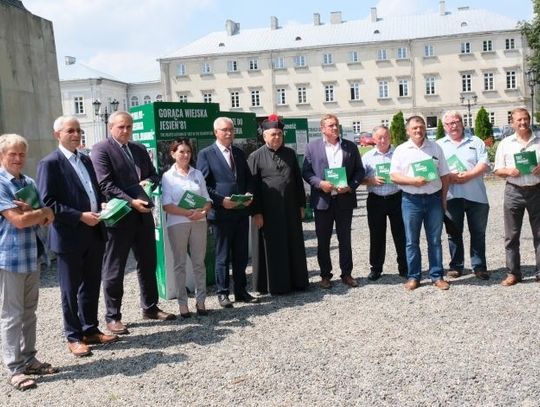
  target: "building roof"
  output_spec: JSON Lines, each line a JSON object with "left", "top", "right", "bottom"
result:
{"left": 58, "top": 59, "right": 122, "bottom": 82}
{"left": 162, "top": 7, "right": 520, "bottom": 60}
{"left": 1, "top": 0, "right": 26, "bottom": 10}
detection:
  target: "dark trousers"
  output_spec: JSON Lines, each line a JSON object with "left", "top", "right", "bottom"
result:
{"left": 366, "top": 192, "right": 407, "bottom": 275}
{"left": 102, "top": 212, "right": 159, "bottom": 323}
{"left": 211, "top": 217, "right": 249, "bottom": 296}
{"left": 57, "top": 227, "right": 104, "bottom": 342}
{"left": 314, "top": 199, "right": 353, "bottom": 279}
{"left": 503, "top": 183, "right": 540, "bottom": 276}
{"left": 446, "top": 198, "right": 489, "bottom": 272}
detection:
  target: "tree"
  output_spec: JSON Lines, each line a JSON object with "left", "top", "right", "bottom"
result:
{"left": 436, "top": 118, "right": 445, "bottom": 139}
{"left": 390, "top": 111, "right": 407, "bottom": 146}
{"left": 474, "top": 106, "right": 492, "bottom": 141}
{"left": 520, "top": 0, "right": 540, "bottom": 122}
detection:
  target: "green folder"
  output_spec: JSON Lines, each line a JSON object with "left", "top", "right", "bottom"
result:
{"left": 375, "top": 163, "right": 392, "bottom": 184}
{"left": 230, "top": 194, "right": 253, "bottom": 209}
{"left": 411, "top": 158, "right": 439, "bottom": 181}
{"left": 324, "top": 167, "right": 348, "bottom": 188}
{"left": 178, "top": 190, "right": 207, "bottom": 209}
{"left": 446, "top": 154, "right": 467, "bottom": 172}
{"left": 514, "top": 150, "right": 538, "bottom": 175}
{"left": 99, "top": 198, "right": 132, "bottom": 226}
{"left": 14, "top": 183, "right": 41, "bottom": 209}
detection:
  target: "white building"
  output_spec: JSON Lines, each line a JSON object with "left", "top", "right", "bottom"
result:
{"left": 59, "top": 57, "right": 161, "bottom": 148}
{"left": 159, "top": 2, "right": 529, "bottom": 134}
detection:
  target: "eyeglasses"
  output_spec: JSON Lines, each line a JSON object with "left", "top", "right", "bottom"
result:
{"left": 444, "top": 121, "right": 462, "bottom": 127}
{"left": 217, "top": 128, "right": 234, "bottom": 133}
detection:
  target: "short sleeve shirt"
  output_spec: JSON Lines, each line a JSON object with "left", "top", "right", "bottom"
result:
{"left": 362, "top": 146, "right": 401, "bottom": 196}
{"left": 0, "top": 168, "right": 38, "bottom": 273}
{"left": 494, "top": 132, "right": 540, "bottom": 187}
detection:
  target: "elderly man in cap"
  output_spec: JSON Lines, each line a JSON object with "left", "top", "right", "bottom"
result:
{"left": 248, "top": 114, "right": 309, "bottom": 295}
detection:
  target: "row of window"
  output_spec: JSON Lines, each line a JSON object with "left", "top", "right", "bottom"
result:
{"left": 175, "top": 38, "right": 517, "bottom": 76}
{"left": 177, "top": 70, "right": 519, "bottom": 107}
{"left": 72, "top": 95, "right": 163, "bottom": 113}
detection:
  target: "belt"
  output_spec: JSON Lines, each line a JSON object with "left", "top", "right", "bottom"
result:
{"left": 403, "top": 190, "right": 441, "bottom": 197}
{"left": 368, "top": 192, "right": 401, "bottom": 200}
{"left": 507, "top": 183, "right": 540, "bottom": 190}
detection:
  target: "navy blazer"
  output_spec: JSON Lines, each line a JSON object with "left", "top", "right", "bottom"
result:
{"left": 302, "top": 137, "right": 365, "bottom": 210}
{"left": 91, "top": 137, "right": 160, "bottom": 227}
{"left": 196, "top": 143, "right": 253, "bottom": 221}
{"left": 36, "top": 149, "right": 106, "bottom": 254}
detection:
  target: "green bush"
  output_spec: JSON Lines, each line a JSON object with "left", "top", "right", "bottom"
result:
{"left": 390, "top": 111, "right": 407, "bottom": 146}
{"left": 487, "top": 140, "right": 499, "bottom": 162}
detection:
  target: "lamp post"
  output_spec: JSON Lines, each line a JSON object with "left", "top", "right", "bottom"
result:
{"left": 460, "top": 95, "right": 477, "bottom": 128}
{"left": 93, "top": 99, "right": 119, "bottom": 138}
{"left": 526, "top": 67, "right": 538, "bottom": 127}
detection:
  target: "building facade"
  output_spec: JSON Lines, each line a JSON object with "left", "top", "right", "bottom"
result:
{"left": 159, "top": 2, "right": 529, "bottom": 135}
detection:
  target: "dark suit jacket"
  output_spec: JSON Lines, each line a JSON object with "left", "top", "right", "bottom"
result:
{"left": 36, "top": 149, "right": 106, "bottom": 254}
{"left": 91, "top": 138, "right": 160, "bottom": 227}
{"left": 302, "top": 137, "right": 365, "bottom": 210}
{"left": 196, "top": 142, "right": 253, "bottom": 221}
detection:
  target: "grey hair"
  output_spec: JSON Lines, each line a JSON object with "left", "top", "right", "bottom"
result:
{"left": 0, "top": 134, "right": 28, "bottom": 154}
{"left": 372, "top": 125, "right": 390, "bottom": 134}
{"left": 213, "top": 116, "right": 234, "bottom": 130}
{"left": 108, "top": 111, "right": 133, "bottom": 126}
{"left": 53, "top": 115, "right": 80, "bottom": 132}
{"left": 442, "top": 111, "right": 463, "bottom": 123}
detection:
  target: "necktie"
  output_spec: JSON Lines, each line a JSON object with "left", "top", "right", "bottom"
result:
{"left": 226, "top": 147, "right": 236, "bottom": 173}
{"left": 122, "top": 144, "right": 134, "bottom": 163}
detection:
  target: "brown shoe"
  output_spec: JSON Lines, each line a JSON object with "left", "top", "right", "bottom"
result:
{"left": 474, "top": 270, "right": 490, "bottom": 280}
{"left": 501, "top": 274, "right": 521, "bottom": 286}
{"left": 341, "top": 275, "right": 359, "bottom": 287}
{"left": 82, "top": 331, "right": 119, "bottom": 345}
{"left": 142, "top": 308, "right": 176, "bottom": 321}
{"left": 320, "top": 278, "right": 332, "bottom": 289}
{"left": 106, "top": 320, "right": 129, "bottom": 335}
{"left": 404, "top": 279, "right": 420, "bottom": 291}
{"left": 447, "top": 270, "right": 462, "bottom": 278}
{"left": 67, "top": 341, "right": 92, "bottom": 357}
{"left": 433, "top": 279, "right": 450, "bottom": 290}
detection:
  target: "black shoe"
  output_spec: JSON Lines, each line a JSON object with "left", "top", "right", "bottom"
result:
{"left": 474, "top": 270, "right": 490, "bottom": 280}
{"left": 196, "top": 306, "right": 209, "bottom": 316}
{"left": 235, "top": 292, "right": 260, "bottom": 303}
{"left": 367, "top": 271, "right": 382, "bottom": 281}
{"left": 142, "top": 308, "right": 176, "bottom": 321}
{"left": 217, "top": 294, "right": 233, "bottom": 308}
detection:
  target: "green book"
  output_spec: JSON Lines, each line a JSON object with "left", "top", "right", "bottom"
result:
{"left": 178, "top": 190, "right": 207, "bottom": 209}
{"left": 14, "top": 183, "right": 41, "bottom": 209}
{"left": 230, "top": 193, "right": 253, "bottom": 209}
{"left": 324, "top": 167, "right": 348, "bottom": 188}
{"left": 99, "top": 198, "right": 132, "bottom": 226}
{"left": 514, "top": 150, "right": 538, "bottom": 175}
{"left": 411, "top": 158, "right": 439, "bottom": 181}
{"left": 375, "top": 163, "right": 392, "bottom": 184}
{"left": 143, "top": 181, "right": 154, "bottom": 197}
{"left": 446, "top": 154, "right": 467, "bottom": 173}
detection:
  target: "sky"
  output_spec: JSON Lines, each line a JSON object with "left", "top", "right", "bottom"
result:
{"left": 23, "top": 0, "right": 535, "bottom": 83}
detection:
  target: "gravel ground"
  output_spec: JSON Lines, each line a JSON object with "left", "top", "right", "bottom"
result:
{"left": 1, "top": 178, "right": 539, "bottom": 406}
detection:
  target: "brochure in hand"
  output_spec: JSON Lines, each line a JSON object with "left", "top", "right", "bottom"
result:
{"left": 411, "top": 158, "right": 439, "bottom": 181}
{"left": 514, "top": 150, "right": 538, "bottom": 175}
{"left": 324, "top": 167, "right": 348, "bottom": 188}
{"left": 230, "top": 193, "right": 253, "bottom": 209}
{"left": 99, "top": 198, "right": 132, "bottom": 226}
{"left": 375, "top": 163, "right": 392, "bottom": 184}
{"left": 446, "top": 154, "right": 467, "bottom": 173}
{"left": 178, "top": 190, "right": 207, "bottom": 209}
{"left": 14, "top": 183, "right": 41, "bottom": 209}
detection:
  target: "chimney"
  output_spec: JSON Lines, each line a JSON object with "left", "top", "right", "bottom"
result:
{"left": 65, "top": 56, "right": 76, "bottom": 65}
{"left": 330, "top": 11, "right": 342, "bottom": 24}
{"left": 370, "top": 7, "right": 378, "bottom": 23}
{"left": 270, "top": 16, "right": 278, "bottom": 30}
{"left": 313, "top": 12, "right": 321, "bottom": 26}
{"left": 225, "top": 19, "right": 240, "bottom": 36}
{"left": 439, "top": 0, "right": 446, "bottom": 16}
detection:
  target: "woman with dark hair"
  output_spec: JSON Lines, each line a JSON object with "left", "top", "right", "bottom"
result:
{"left": 161, "top": 139, "right": 212, "bottom": 316}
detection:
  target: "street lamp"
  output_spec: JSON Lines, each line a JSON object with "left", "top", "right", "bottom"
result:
{"left": 93, "top": 99, "right": 119, "bottom": 138}
{"left": 460, "top": 95, "right": 477, "bottom": 128}
{"left": 526, "top": 67, "right": 538, "bottom": 127}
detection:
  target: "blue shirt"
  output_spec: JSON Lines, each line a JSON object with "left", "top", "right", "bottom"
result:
{"left": 362, "top": 146, "right": 401, "bottom": 196}
{"left": 437, "top": 135, "right": 489, "bottom": 203}
{"left": 0, "top": 168, "right": 39, "bottom": 273}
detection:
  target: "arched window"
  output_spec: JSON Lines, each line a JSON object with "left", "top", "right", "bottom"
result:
{"left": 156, "top": 94, "right": 163, "bottom": 102}
{"left": 143, "top": 95, "right": 151, "bottom": 104}
{"left": 130, "top": 96, "right": 139, "bottom": 107}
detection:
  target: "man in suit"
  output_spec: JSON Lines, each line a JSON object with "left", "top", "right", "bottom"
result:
{"left": 37, "top": 116, "right": 118, "bottom": 357}
{"left": 91, "top": 111, "right": 175, "bottom": 335}
{"left": 197, "top": 116, "right": 258, "bottom": 308}
{"left": 302, "top": 114, "right": 365, "bottom": 289}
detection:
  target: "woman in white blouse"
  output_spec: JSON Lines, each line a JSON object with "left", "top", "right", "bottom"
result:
{"left": 162, "top": 139, "right": 212, "bottom": 317}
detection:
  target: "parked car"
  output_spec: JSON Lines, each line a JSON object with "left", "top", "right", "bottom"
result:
{"left": 492, "top": 127, "right": 502, "bottom": 140}
{"left": 359, "top": 132, "right": 376, "bottom": 146}
{"left": 426, "top": 128, "right": 437, "bottom": 140}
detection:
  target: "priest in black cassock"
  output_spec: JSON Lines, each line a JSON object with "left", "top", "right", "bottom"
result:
{"left": 247, "top": 114, "right": 309, "bottom": 295}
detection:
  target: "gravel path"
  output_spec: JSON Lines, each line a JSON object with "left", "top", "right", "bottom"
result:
{"left": 2, "top": 178, "right": 539, "bottom": 406}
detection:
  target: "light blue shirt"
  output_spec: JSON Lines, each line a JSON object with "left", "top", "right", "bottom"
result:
{"left": 59, "top": 145, "right": 98, "bottom": 212}
{"left": 437, "top": 135, "right": 489, "bottom": 203}
{"left": 362, "top": 146, "right": 400, "bottom": 196}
